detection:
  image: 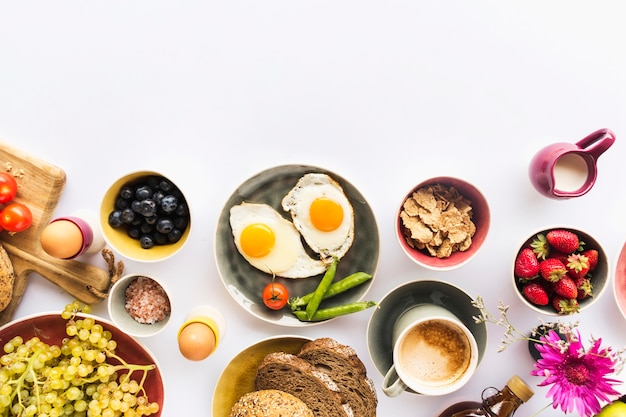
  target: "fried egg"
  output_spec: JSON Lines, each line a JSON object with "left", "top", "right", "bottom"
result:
{"left": 229, "top": 202, "right": 327, "bottom": 278}
{"left": 281, "top": 173, "right": 354, "bottom": 261}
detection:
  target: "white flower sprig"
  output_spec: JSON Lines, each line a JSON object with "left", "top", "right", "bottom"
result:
{"left": 471, "top": 295, "right": 580, "bottom": 353}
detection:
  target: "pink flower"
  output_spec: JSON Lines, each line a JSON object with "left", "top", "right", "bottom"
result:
{"left": 531, "top": 330, "right": 621, "bottom": 417}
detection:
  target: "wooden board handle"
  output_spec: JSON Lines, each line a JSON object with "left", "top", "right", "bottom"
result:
{"left": 3, "top": 242, "right": 111, "bottom": 304}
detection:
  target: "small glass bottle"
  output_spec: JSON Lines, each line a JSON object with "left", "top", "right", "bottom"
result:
{"left": 437, "top": 375, "right": 534, "bottom": 417}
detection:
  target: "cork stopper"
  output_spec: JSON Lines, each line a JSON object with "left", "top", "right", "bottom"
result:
{"left": 507, "top": 375, "right": 534, "bottom": 402}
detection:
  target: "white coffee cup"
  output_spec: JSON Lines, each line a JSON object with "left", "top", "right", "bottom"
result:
{"left": 381, "top": 303, "right": 479, "bottom": 397}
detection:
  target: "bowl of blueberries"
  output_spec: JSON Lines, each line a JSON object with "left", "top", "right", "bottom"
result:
{"left": 100, "top": 170, "right": 191, "bottom": 262}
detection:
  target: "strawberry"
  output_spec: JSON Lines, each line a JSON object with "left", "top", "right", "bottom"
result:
{"left": 576, "top": 277, "right": 593, "bottom": 300}
{"left": 552, "top": 295, "right": 580, "bottom": 314}
{"left": 538, "top": 258, "right": 567, "bottom": 282}
{"left": 546, "top": 229, "right": 581, "bottom": 254}
{"left": 547, "top": 249, "right": 568, "bottom": 266}
{"left": 566, "top": 253, "right": 590, "bottom": 280}
{"left": 552, "top": 276, "right": 578, "bottom": 299}
{"left": 581, "top": 249, "right": 599, "bottom": 271}
{"left": 530, "top": 233, "right": 550, "bottom": 260}
{"left": 514, "top": 248, "right": 539, "bottom": 278}
{"left": 522, "top": 282, "right": 550, "bottom": 306}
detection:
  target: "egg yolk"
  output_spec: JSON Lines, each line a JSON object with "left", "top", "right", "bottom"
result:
{"left": 240, "top": 223, "right": 275, "bottom": 257}
{"left": 309, "top": 197, "right": 344, "bottom": 232}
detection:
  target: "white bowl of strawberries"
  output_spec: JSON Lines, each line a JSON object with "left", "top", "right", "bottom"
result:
{"left": 513, "top": 226, "right": 609, "bottom": 316}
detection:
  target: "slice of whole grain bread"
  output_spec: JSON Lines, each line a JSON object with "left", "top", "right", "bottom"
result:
{"left": 297, "top": 338, "right": 377, "bottom": 417}
{"left": 229, "top": 389, "right": 314, "bottom": 417}
{"left": 255, "top": 352, "right": 353, "bottom": 417}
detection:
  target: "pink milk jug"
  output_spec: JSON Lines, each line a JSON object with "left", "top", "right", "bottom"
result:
{"left": 528, "top": 128, "right": 615, "bottom": 199}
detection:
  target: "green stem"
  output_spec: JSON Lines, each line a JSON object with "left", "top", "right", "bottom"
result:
{"left": 527, "top": 401, "right": 553, "bottom": 417}
{"left": 9, "top": 348, "right": 43, "bottom": 408}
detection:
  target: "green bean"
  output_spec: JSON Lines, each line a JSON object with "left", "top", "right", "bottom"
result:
{"left": 305, "top": 256, "right": 338, "bottom": 320}
{"left": 288, "top": 272, "right": 372, "bottom": 311}
{"left": 294, "top": 301, "right": 377, "bottom": 322}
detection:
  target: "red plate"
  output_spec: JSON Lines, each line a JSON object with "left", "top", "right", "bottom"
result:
{"left": 614, "top": 242, "right": 626, "bottom": 319}
{"left": 0, "top": 312, "right": 165, "bottom": 416}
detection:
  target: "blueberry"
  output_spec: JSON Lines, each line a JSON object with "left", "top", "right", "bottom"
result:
{"left": 138, "top": 199, "right": 157, "bottom": 217}
{"left": 173, "top": 216, "right": 189, "bottom": 230}
{"left": 158, "top": 180, "right": 174, "bottom": 192}
{"left": 160, "top": 195, "right": 178, "bottom": 213}
{"left": 152, "top": 190, "right": 165, "bottom": 205}
{"left": 168, "top": 228, "right": 183, "bottom": 243}
{"left": 112, "top": 175, "right": 189, "bottom": 250}
{"left": 120, "top": 208, "right": 135, "bottom": 224}
{"left": 175, "top": 202, "right": 189, "bottom": 217}
{"left": 119, "top": 186, "right": 134, "bottom": 200}
{"left": 115, "top": 197, "right": 130, "bottom": 210}
{"left": 140, "top": 222, "right": 154, "bottom": 234}
{"left": 108, "top": 210, "right": 123, "bottom": 228}
{"left": 127, "top": 226, "right": 141, "bottom": 239}
{"left": 139, "top": 235, "right": 155, "bottom": 249}
{"left": 146, "top": 176, "right": 161, "bottom": 190}
{"left": 135, "top": 185, "right": 153, "bottom": 201}
{"left": 156, "top": 218, "right": 174, "bottom": 234}
{"left": 153, "top": 232, "right": 168, "bottom": 245}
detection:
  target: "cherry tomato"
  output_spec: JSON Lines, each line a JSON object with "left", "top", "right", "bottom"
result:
{"left": 0, "top": 173, "right": 18, "bottom": 204}
{"left": 0, "top": 202, "right": 33, "bottom": 232}
{"left": 262, "top": 281, "right": 289, "bottom": 310}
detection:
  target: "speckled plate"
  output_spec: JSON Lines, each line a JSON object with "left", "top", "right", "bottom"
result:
{"left": 366, "top": 280, "right": 488, "bottom": 394}
{"left": 214, "top": 164, "right": 380, "bottom": 327}
{"left": 212, "top": 335, "right": 311, "bottom": 417}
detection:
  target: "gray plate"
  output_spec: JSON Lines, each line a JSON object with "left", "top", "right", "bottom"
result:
{"left": 366, "top": 280, "right": 488, "bottom": 394}
{"left": 215, "top": 164, "right": 380, "bottom": 327}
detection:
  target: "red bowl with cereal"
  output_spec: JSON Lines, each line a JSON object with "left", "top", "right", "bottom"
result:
{"left": 107, "top": 273, "right": 172, "bottom": 337}
{"left": 395, "top": 176, "right": 490, "bottom": 271}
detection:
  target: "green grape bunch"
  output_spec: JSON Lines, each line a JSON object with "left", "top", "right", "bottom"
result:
{"left": 0, "top": 301, "right": 160, "bottom": 417}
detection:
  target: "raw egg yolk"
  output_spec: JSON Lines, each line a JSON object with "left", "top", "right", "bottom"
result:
{"left": 309, "top": 197, "right": 343, "bottom": 232}
{"left": 178, "top": 322, "right": 216, "bottom": 361}
{"left": 240, "top": 223, "right": 275, "bottom": 257}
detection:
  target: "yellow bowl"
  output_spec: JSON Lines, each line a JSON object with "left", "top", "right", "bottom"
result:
{"left": 100, "top": 170, "right": 191, "bottom": 262}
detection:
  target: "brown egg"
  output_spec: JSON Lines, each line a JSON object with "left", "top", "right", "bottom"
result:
{"left": 178, "top": 321, "right": 216, "bottom": 361}
{"left": 40, "top": 220, "right": 84, "bottom": 259}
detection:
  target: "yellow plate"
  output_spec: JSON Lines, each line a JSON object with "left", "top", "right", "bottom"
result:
{"left": 212, "top": 335, "right": 311, "bottom": 417}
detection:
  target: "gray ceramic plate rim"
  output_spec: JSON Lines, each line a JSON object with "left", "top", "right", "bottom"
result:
{"left": 366, "top": 279, "right": 488, "bottom": 395}
{"left": 214, "top": 164, "right": 380, "bottom": 327}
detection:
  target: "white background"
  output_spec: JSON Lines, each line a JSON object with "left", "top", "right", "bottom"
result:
{"left": 2, "top": 1, "right": 626, "bottom": 416}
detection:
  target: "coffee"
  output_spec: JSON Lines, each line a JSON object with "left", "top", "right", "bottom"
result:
{"left": 397, "top": 319, "right": 472, "bottom": 389}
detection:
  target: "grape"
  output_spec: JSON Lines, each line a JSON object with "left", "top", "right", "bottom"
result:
{"left": 0, "top": 301, "right": 159, "bottom": 416}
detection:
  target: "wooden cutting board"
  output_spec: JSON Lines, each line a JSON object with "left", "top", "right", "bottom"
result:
{"left": 0, "top": 141, "right": 111, "bottom": 326}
